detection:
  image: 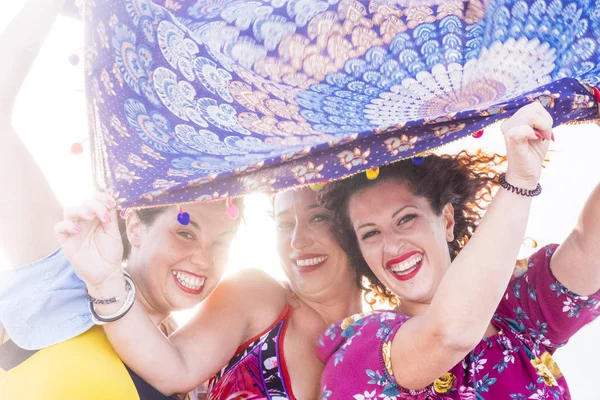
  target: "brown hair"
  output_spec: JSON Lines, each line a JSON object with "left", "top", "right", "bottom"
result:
{"left": 117, "top": 198, "right": 245, "bottom": 261}
{"left": 318, "top": 151, "right": 505, "bottom": 305}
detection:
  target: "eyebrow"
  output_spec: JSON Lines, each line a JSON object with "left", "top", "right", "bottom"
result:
{"left": 187, "top": 218, "right": 236, "bottom": 238}
{"left": 356, "top": 205, "right": 417, "bottom": 230}
{"left": 274, "top": 203, "right": 321, "bottom": 218}
{"left": 187, "top": 219, "right": 201, "bottom": 230}
{"left": 219, "top": 230, "right": 236, "bottom": 238}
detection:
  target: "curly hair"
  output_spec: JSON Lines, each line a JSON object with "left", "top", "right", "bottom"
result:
{"left": 318, "top": 151, "right": 506, "bottom": 306}
{"left": 117, "top": 198, "right": 245, "bottom": 262}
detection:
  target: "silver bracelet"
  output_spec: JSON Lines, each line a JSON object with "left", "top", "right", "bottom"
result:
{"left": 89, "top": 272, "right": 136, "bottom": 325}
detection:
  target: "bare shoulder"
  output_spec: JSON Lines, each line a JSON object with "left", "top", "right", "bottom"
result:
{"left": 214, "top": 268, "right": 291, "bottom": 341}
{"left": 217, "top": 268, "right": 289, "bottom": 311}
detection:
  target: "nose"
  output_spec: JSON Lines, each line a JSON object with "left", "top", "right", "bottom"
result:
{"left": 290, "top": 221, "right": 313, "bottom": 250}
{"left": 189, "top": 241, "right": 213, "bottom": 270}
{"left": 383, "top": 233, "right": 405, "bottom": 258}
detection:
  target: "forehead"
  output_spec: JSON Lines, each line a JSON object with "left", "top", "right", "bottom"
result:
{"left": 348, "top": 180, "right": 422, "bottom": 220}
{"left": 273, "top": 188, "right": 319, "bottom": 215}
{"left": 175, "top": 200, "right": 240, "bottom": 233}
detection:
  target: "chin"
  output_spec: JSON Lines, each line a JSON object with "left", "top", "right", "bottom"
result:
{"left": 173, "top": 297, "right": 201, "bottom": 311}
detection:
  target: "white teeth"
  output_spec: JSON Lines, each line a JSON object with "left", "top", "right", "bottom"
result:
{"left": 172, "top": 270, "right": 205, "bottom": 291}
{"left": 390, "top": 255, "right": 423, "bottom": 274}
{"left": 295, "top": 256, "right": 328, "bottom": 267}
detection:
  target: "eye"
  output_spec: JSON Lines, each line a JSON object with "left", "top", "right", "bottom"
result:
{"left": 397, "top": 214, "right": 417, "bottom": 226}
{"left": 213, "top": 240, "right": 231, "bottom": 249}
{"left": 277, "top": 220, "right": 295, "bottom": 231}
{"left": 177, "top": 231, "right": 195, "bottom": 240}
{"left": 360, "top": 230, "right": 380, "bottom": 240}
{"left": 310, "top": 213, "right": 330, "bottom": 223}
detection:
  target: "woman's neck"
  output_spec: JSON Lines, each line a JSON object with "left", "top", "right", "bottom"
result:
{"left": 135, "top": 291, "right": 170, "bottom": 326}
{"left": 396, "top": 300, "right": 430, "bottom": 318}
{"left": 299, "top": 287, "right": 363, "bottom": 326}
{"left": 125, "top": 265, "right": 170, "bottom": 327}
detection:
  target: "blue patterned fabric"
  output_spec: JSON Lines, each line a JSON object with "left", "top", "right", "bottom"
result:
{"left": 83, "top": 0, "right": 600, "bottom": 208}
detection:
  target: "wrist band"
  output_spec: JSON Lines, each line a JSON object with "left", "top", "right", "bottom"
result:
{"left": 89, "top": 271, "right": 136, "bottom": 325}
{"left": 498, "top": 173, "right": 542, "bottom": 197}
{"left": 86, "top": 279, "right": 131, "bottom": 304}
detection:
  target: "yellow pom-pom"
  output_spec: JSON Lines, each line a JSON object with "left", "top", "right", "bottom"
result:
{"left": 366, "top": 167, "right": 380, "bottom": 180}
{"left": 310, "top": 183, "right": 326, "bottom": 191}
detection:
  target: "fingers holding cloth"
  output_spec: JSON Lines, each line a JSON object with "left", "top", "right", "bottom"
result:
{"left": 55, "top": 192, "right": 125, "bottom": 301}
{"left": 501, "top": 102, "right": 554, "bottom": 189}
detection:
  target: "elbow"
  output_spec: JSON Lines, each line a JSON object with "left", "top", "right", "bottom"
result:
{"left": 158, "top": 355, "right": 201, "bottom": 396}
{"left": 155, "top": 378, "right": 193, "bottom": 397}
{"left": 133, "top": 362, "right": 197, "bottom": 396}
{"left": 431, "top": 325, "right": 480, "bottom": 354}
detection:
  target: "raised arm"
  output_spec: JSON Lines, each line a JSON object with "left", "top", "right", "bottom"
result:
{"left": 390, "top": 102, "right": 554, "bottom": 390}
{"left": 0, "top": 0, "right": 65, "bottom": 265}
{"left": 550, "top": 183, "right": 600, "bottom": 295}
{"left": 96, "top": 269, "right": 272, "bottom": 394}
{"left": 55, "top": 195, "right": 286, "bottom": 394}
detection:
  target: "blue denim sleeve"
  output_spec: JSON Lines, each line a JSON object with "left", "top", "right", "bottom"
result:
{"left": 0, "top": 248, "right": 92, "bottom": 350}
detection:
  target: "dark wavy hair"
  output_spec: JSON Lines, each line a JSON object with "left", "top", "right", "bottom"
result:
{"left": 318, "top": 151, "right": 506, "bottom": 305}
{"left": 117, "top": 198, "right": 245, "bottom": 261}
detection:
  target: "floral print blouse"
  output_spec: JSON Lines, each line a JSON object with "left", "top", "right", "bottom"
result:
{"left": 318, "top": 245, "right": 600, "bottom": 399}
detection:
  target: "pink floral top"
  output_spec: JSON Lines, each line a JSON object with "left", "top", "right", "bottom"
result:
{"left": 318, "top": 245, "right": 600, "bottom": 399}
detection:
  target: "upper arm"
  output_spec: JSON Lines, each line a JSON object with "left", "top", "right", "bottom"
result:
{"left": 0, "top": 0, "right": 69, "bottom": 267}
{"left": 551, "top": 184, "right": 600, "bottom": 296}
{"left": 389, "top": 313, "right": 473, "bottom": 391}
{"left": 550, "top": 232, "right": 600, "bottom": 296}
{"left": 0, "top": 119, "right": 63, "bottom": 266}
{"left": 167, "top": 269, "right": 288, "bottom": 391}
{"left": 495, "top": 245, "right": 600, "bottom": 349}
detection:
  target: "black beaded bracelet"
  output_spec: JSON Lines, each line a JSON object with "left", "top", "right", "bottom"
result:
{"left": 86, "top": 276, "right": 131, "bottom": 305}
{"left": 498, "top": 173, "right": 542, "bottom": 197}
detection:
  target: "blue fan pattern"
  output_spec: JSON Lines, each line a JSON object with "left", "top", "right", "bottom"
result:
{"left": 83, "top": 0, "right": 600, "bottom": 208}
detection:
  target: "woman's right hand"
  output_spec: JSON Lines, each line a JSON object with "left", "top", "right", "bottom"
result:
{"left": 54, "top": 192, "right": 123, "bottom": 288}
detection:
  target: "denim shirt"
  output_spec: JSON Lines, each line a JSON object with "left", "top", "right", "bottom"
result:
{"left": 0, "top": 249, "right": 92, "bottom": 350}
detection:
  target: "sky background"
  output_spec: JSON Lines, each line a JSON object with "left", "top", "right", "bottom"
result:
{"left": 0, "top": 6, "right": 598, "bottom": 397}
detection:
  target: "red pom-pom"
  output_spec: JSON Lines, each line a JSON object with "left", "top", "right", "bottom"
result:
{"left": 593, "top": 86, "right": 600, "bottom": 103}
{"left": 71, "top": 142, "right": 83, "bottom": 155}
{"left": 472, "top": 130, "right": 484, "bottom": 139}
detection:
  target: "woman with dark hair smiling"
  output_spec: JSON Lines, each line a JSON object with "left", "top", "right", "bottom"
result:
{"left": 316, "top": 103, "right": 600, "bottom": 399}
{"left": 0, "top": 1, "right": 242, "bottom": 399}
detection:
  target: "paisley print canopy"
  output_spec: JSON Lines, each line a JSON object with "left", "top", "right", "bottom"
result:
{"left": 83, "top": 0, "right": 600, "bottom": 208}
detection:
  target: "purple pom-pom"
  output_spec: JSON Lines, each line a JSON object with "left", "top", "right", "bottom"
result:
{"left": 69, "top": 54, "right": 80, "bottom": 66}
{"left": 412, "top": 156, "right": 425, "bottom": 165}
{"left": 177, "top": 212, "right": 190, "bottom": 225}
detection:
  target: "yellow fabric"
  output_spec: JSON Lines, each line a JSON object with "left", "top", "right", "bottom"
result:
{"left": 0, "top": 326, "right": 140, "bottom": 400}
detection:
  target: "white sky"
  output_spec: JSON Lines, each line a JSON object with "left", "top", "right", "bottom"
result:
{"left": 0, "top": 8, "right": 597, "bottom": 397}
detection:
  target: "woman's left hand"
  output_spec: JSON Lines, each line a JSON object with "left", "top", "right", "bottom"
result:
{"left": 500, "top": 102, "right": 554, "bottom": 188}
